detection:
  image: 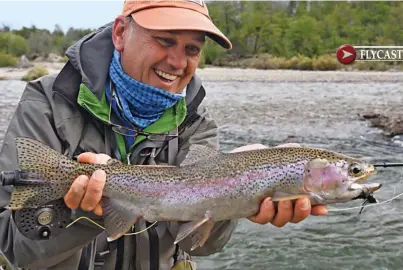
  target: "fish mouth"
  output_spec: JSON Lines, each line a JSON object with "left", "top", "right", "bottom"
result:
{"left": 351, "top": 182, "right": 382, "bottom": 200}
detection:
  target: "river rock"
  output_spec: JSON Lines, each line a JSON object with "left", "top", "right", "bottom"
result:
{"left": 359, "top": 111, "right": 403, "bottom": 137}
{"left": 47, "top": 53, "right": 63, "bottom": 63}
{"left": 18, "top": 55, "right": 33, "bottom": 68}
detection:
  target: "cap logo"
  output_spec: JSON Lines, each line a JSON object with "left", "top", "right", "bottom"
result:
{"left": 185, "top": 0, "right": 204, "bottom": 7}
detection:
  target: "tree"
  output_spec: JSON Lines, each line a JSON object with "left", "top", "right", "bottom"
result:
{"left": 0, "top": 33, "right": 28, "bottom": 56}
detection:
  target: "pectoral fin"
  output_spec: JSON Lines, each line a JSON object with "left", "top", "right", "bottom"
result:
{"left": 272, "top": 192, "right": 311, "bottom": 201}
{"left": 101, "top": 198, "right": 141, "bottom": 241}
{"left": 174, "top": 213, "right": 215, "bottom": 250}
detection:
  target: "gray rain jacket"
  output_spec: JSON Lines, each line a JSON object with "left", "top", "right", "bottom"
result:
{"left": 0, "top": 22, "right": 237, "bottom": 270}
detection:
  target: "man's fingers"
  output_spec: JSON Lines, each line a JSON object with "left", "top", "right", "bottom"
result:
{"left": 77, "top": 152, "right": 97, "bottom": 164}
{"left": 270, "top": 200, "right": 293, "bottom": 227}
{"left": 80, "top": 170, "right": 106, "bottom": 212}
{"left": 291, "top": 198, "right": 311, "bottom": 223}
{"left": 64, "top": 175, "right": 89, "bottom": 210}
{"left": 247, "top": 198, "right": 276, "bottom": 224}
{"left": 311, "top": 205, "right": 328, "bottom": 216}
{"left": 77, "top": 152, "right": 111, "bottom": 165}
{"left": 93, "top": 203, "right": 103, "bottom": 216}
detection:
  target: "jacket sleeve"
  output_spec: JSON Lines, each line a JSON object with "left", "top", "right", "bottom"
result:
{"left": 0, "top": 78, "right": 103, "bottom": 269}
{"left": 168, "top": 105, "right": 238, "bottom": 256}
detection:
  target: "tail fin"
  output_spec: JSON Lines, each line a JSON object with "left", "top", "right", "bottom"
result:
{"left": 15, "top": 137, "right": 71, "bottom": 171}
{"left": 5, "top": 137, "right": 77, "bottom": 209}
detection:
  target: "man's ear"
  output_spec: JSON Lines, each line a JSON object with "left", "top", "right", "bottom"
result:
{"left": 112, "top": 16, "right": 129, "bottom": 52}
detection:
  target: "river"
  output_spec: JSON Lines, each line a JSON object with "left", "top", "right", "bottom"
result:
{"left": 1, "top": 69, "right": 403, "bottom": 270}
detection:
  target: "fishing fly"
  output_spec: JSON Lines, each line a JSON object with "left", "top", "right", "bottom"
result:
{"left": 329, "top": 164, "right": 403, "bottom": 214}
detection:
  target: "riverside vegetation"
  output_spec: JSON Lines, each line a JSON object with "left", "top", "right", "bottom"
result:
{"left": 1, "top": 1, "right": 403, "bottom": 79}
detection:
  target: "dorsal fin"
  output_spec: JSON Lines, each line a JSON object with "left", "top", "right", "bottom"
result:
{"left": 180, "top": 144, "right": 219, "bottom": 166}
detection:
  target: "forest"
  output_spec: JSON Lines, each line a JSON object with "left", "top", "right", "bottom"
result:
{"left": 1, "top": 1, "right": 402, "bottom": 71}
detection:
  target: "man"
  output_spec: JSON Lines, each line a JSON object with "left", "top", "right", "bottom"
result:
{"left": 0, "top": 0, "right": 327, "bottom": 269}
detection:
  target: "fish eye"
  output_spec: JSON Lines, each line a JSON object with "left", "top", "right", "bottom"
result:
{"left": 348, "top": 163, "right": 364, "bottom": 177}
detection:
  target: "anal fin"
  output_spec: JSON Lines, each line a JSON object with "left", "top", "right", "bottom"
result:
{"left": 101, "top": 197, "right": 141, "bottom": 241}
{"left": 174, "top": 211, "right": 215, "bottom": 251}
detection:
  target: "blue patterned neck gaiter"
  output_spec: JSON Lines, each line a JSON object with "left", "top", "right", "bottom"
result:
{"left": 107, "top": 50, "right": 185, "bottom": 129}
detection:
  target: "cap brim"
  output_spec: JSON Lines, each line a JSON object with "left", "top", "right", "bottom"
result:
{"left": 131, "top": 7, "right": 232, "bottom": 50}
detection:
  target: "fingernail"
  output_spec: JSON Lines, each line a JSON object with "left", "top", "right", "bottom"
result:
{"left": 77, "top": 175, "right": 88, "bottom": 184}
{"left": 94, "top": 170, "right": 106, "bottom": 180}
{"left": 77, "top": 152, "right": 90, "bottom": 162}
{"left": 265, "top": 197, "right": 272, "bottom": 208}
{"left": 301, "top": 198, "right": 310, "bottom": 210}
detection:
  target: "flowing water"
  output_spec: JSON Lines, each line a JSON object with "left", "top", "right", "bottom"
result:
{"left": 0, "top": 74, "right": 403, "bottom": 270}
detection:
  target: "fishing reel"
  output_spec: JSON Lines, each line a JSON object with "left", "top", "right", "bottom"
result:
{"left": 12, "top": 199, "right": 72, "bottom": 241}
{"left": 0, "top": 170, "right": 73, "bottom": 241}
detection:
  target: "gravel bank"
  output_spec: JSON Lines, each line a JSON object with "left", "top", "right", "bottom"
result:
{"left": 1, "top": 63, "right": 403, "bottom": 82}
{"left": 196, "top": 67, "right": 403, "bottom": 82}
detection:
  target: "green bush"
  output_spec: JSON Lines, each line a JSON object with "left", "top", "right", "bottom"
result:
{"left": 22, "top": 65, "right": 48, "bottom": 81}
{"left": 295, "top": 55, "right": 313, "bottom": 70}
{"left": 59, "top": 55, "right": 69, "bottom": 63}
{"left": 285, "top": 55, "right": 312, "bottom": 70}
{"left": 198, "top": 50, "right": 206, "bottom": 69}
{"left": 251, "top": 54, "right": 279, "bottom": 69}
{"left": 312, "top": 54, "right": 341, "bottom": 70}
{"left": 0, "top": 52, "right": 17, "bottom": 67}
{"left": 287, "top": 56, "right": 300, "bottom": 70}
{"left": 0, "top": 33, "right": 29, "bottom": 57}
{"left": 202, "top": 40, "right": 226, "bottom": 65}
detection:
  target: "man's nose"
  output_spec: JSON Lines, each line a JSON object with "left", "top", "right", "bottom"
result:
{"left": 166, "top": 47, "right": 187, "bottom": 70}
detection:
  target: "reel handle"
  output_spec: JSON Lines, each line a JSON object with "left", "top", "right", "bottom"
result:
{"left": 0, "top": 170, "right": 20, "bottom": 186}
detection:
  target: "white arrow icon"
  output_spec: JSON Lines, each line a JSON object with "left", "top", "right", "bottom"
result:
{"left": 342, "top": 50, "right": 353, "bottom": 59}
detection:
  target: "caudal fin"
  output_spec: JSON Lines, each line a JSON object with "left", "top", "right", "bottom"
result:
{"left": 15, "top": 137, "right": 71, "bottom": 171}
{"left": 5, "top": 137, "right": 77, "bottom": 209}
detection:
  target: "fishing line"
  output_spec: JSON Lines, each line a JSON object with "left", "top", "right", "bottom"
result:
{"left": 387, "top": 165, "right": 403, "bottom": 212}
{"left": 66, "top": 216, "right": 157, "bottom": 236}
{"left": 329, "top": 167, "right": 403, "bottom": 213}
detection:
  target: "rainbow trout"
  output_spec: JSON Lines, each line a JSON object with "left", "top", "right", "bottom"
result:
{"left": 3, "top": 137, "right": 381, "bottom": 250}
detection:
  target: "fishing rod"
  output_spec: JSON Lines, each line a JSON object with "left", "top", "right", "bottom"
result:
{"left": 2, "top": 163, "right": 402, "bottom": 186}
{"left": 373, "top": 162, "right": 403, "bottom": 168}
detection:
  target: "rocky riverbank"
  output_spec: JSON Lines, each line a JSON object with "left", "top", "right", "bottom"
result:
{"left": 359, "top": 109, "right": 403, "bottom": 137}
{"left": 0, "top": 61, "right": 65, "bottom": 81}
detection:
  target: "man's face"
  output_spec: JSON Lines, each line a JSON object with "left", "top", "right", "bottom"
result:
{"left": 113, "top": 17, "right": 205, "bottom": 94}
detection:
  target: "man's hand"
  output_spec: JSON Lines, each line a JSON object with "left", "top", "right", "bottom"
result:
{"left": 230, "top": 143, "right": 328, "bottom": 227}
{"left": 247, "top": 197, "right": 328, "bottom": 227}
{"left": 64, "top": 152, "right": 111, "bottom": 216}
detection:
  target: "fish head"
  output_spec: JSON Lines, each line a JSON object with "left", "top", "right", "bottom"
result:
{"left": 302, "top": 155, "right": 381, "bottom": 204}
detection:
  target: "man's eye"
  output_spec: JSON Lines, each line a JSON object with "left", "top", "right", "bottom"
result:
{"left": 186, "top": 45, "right": 200, "bottom": 56}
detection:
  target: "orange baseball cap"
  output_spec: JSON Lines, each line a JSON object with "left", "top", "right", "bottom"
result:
{"left": 121, "top": 0, "right": 232, "bottom": 50}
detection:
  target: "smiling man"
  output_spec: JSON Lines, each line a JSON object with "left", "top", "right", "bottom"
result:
{"left": 0, "top": 0, "right": 327, "bottom": 269}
